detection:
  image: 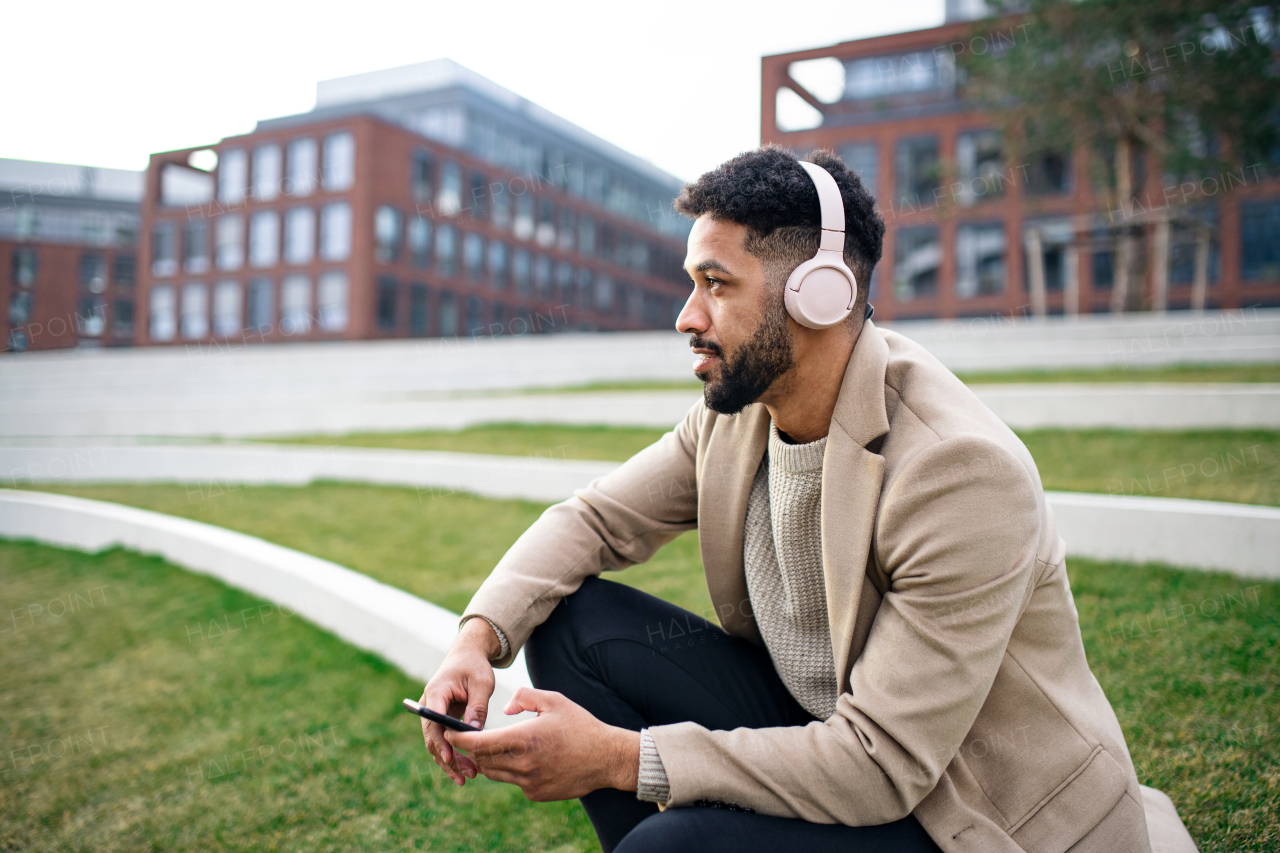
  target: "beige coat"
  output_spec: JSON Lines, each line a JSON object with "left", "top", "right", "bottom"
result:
{"left": 464, "top": 321, "right": 1153, "bottom": 853}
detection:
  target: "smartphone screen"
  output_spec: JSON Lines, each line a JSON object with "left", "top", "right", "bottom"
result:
{"left": 402, "top": 698, "right": 481, "bottom": 732}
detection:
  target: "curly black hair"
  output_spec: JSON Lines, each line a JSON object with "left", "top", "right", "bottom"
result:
{"left": 675, "top": 145, "right": 884, "bottom": 314}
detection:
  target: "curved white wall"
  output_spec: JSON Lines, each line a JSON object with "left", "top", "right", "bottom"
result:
{"left": 2, "top": 444, "right": 1276, "bottom": 579}
{"left": 0, "top": 489, "right": 534, "bottom": 728}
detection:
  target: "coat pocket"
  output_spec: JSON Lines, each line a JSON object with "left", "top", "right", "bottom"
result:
{"left": 1009, "top": 746, "right": 1129, "bottom": 853}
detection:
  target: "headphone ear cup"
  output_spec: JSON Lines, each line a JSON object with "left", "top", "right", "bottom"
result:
{"left": 784, "top": 259, "right": 857, "bottom": 329}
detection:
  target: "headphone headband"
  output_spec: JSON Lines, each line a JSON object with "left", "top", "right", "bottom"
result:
{"left": 798, "top": 161, "right": 846, "bottom": 235}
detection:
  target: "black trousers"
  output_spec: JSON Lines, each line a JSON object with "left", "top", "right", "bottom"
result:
{"left": 524, "top": 576, "right": 942, "bottom": 853}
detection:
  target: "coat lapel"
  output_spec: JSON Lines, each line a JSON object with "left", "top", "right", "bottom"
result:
{"left": 697, "top": 321, "right": 891, "bottom": 679}
{"left": 698, "top": 403, "right": 770, "bottom": 645}
{"left": 823, "top": 322, "right": 891, "bottom": 693}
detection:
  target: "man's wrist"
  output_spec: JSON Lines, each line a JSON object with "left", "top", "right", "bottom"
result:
{"left": 456, "top": 616, "right": 502, "bottom": 661}
{"left": 607, "top": 727, "right": 641, "bottom": 792}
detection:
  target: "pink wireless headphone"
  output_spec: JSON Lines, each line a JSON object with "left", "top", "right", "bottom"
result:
{"left": 784, "top": 161, "right": 859, "bottom": 329}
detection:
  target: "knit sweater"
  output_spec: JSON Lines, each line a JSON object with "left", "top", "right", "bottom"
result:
{"left": 638, "top": 421, "right": 836, "bottom": 804}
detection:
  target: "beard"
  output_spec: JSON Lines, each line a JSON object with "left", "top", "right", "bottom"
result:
{"left": 695, "top": 295, "right": 794, "bottom": 415}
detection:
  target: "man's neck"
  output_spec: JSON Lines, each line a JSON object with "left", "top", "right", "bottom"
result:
{"left": 762, "top": 325, "right": 861, "bottom": 445}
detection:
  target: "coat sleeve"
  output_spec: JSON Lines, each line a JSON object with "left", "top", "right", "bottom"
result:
{"left": 461, "top": 399, "right": 706, "bottom": 668}
{"left": 647, "top": 434, "right": 1043, "bottom": 825}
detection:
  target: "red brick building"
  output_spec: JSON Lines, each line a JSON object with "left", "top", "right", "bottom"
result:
{"left": 137, "top": 60, "right": 692, "bottom": 348}
{"left": 762, "top": 16, "right": 1280, "bottom": 321}
{"left": 1, "top": 159, "right": 141, "bottom": 351}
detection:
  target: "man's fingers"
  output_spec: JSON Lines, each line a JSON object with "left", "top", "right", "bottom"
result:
{"left": 463, "top": 694, "right": 490, "bottom": 730}
{"left": 503, "top": 686, "right": 560, "bottom": 716}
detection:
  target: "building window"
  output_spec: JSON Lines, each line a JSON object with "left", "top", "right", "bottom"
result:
{"left": 438, "top": 161, "right": 462, "bottom": 216}
{"left": 514, "top": 194, "right": 535, "bottom": 240}
{"left": 464, "top": 232, "right": 484, "bottom": 281}
{"left": 470, "top": 172, "right": 487, "bottom": 220}
{"left": 213, "top": 280, "right": 242, "bottom": 336}
{"left": 575, "top": 267, "right": 593, "bottom": 311}
{"left": 491, "top": 183, "right": 510, "bottom": 229}
{"left": 249, "top": 211, "right": 280, "bottom": 268}
{"left": 77, "top": 297, "right": 105, "bottom": 337}
{"left": 180, "top": 282, "right": 208, "bottom": 339}
{"left": 320, "top": 202, "right": 352, "bottom": 261}
{"left": 411, "top": 150, "right": 433, "bottom": 203}
{"left": 558, "top": 208, "right": 576, "bottom": 252}
{"left": 838, "top": 142, "right": 879, "bottom": 198}
{"left": 955, "top": 130, "right": 1005, "bottom": 207}
{"left": 536, "top": 199, "right": 556, "bottom": 247}
{"left": 149, "top": 285, "right": 176, "bottom": 341}
{"left": 12, "top": 249, "right": 38, "bottom": 289}
{"left": 284, "top": 207, "right": 315, "bottom": 265}
{"left": 488, "top": 240, "right": 507, "bottom": 289}
{"left": 466, "top": 296, "right": 484, "bottom": 336}
{"left": 534, "top": 254, "right": 551, "bottom": 299}
{"left": 513, "top": 248, "right": 531, "bottom": 294}
{"left": 9, "top": 290, "right": 33, "bottom": 327}
{"left": 845, "top": 51, "right": 955, "bottom": 100}
{"left": 110, "top": 299, "right": 134, "bottom": 337}
{"left": 184, "top": 220, "right": 209, "bottom": 273}
{"left": 1024, "top": 219, "right": 1074, "bottom": 292}
{"left": 376, "top": 276, "right": 398, "bottom": 330}
{"left": 218, "top": 149, "right": 247, "bottom": 206}
{"left": 578, "top": 216, "right": 596, "bottom": 256}
{"left": 956, "top": 223, "right": 1007, "bottom": 298}
{"left": 375, "top": 205, "right": 403, "bottom": 263}
{"left": 79, "top": 253, "right": 107, "bottom": 293}
{"left": 247, "top": 278, "right": 273, "bottom": 330}
{"left": 288, "top": 138, "right": 318, "bottom": 196}
{"left": 253, "top": 144, "right": 282, "bottom": 201}
{"left": 1169, "top": 207, "right": 1220, "bottom": 285}
{"left": 281, "top": 274, "right": 312, "bottom": 334}
{"left": 1241, "top": 200, "right": 1280, "bottom": 282}
{"left": 895, "top": 137, "right": 940, "bottom": 207}
{"left": 113, "top": 255, "right": 136, "bottom": 288}
{"left": 894, "top": 226, "right": 940, "bottom": 301}
{"left": 152, "top": 221, "right": 177, "bottom": 277}
{"left": 215, "top": 215, "right": 243, "bottom": 271}
{"left": 1025, "top": 150, "right": 1071, "bottom": 195}
{"left": 435, "top": 224, "right": 456, "bottom": 276}
{"left": 322, "top": 132, "right": 355, "bottom": 191}
{"left": 593, "top": 271, "right": 611, "bottom": 311}
{"left": 408, "top": 216, "right": 431, "bottom": 268}
{"left": 438, "top": 291, "right": 457, "bottom": 336}
{"left": 318, "top": 271, "right": 349, "bottom": 331}
{"left": 556, "top": 261, "right": 573, "bottom": 302}
{"left": 409, "top": 284, "right": 429, "bottom": 336}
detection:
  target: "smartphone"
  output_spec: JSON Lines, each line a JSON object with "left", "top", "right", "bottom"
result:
{"left": 402, "top": 698, "right": 481, "bottom": 732}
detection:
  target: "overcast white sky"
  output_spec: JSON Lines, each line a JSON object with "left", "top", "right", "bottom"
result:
{"left": 1, "top": 0, "right": 942, "bottom": 183}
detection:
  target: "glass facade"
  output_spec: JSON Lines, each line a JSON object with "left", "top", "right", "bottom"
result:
{"left": 284, "top": 207, "right": 315, "bottom": 265}
{"left": 318, "top": 271, "right": 349, "bottom": 330}
{"left": 288, "top": 138, "right": 318, "bottom": 196}
{"left": 281, "top": 274, "right": 311, "bottom": 333}
{"left": 894, "top": 226, "right": 940, "bottom": 301}
{"left": 320, "top": 202, "right": 352, "bottom": 261}
{"left": 955, "top": 223, "right": 1007, "bottom": 297}
{"left": 323, "top": 132, "right": 355, "bottom": 191}
{"left": 253, "top": 144, "right": 282, "bottom": 201}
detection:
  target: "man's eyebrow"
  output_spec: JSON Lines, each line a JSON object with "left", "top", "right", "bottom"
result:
{"left": 691, "top": 259, "right": 733, "bottom": 275}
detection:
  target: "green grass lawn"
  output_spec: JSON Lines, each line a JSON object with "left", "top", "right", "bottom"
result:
{"left": 5, "top": 482, "right": 1278, "bottom": 852}
{"left": 0, "top": 540, "right": 596, "bottom": 853}
{"left": 271, "top": 426, "right": 1280, "bottom": 507}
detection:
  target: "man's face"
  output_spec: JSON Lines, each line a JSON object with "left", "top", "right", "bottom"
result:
{"left": 676, "top": 217, "right": 794, "bottom": 415}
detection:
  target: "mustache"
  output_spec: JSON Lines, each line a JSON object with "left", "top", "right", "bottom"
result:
{"left": 689, "top": 336, "right": 724, "bottom": 358}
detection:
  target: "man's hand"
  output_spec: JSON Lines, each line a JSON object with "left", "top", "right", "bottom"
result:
{"left": 420, "top": 617, "right": 499, "bottom": 786}
{"left": 443, "top": 687, "right": 641, "bottom": 802}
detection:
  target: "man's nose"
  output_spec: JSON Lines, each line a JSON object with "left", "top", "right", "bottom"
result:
{"left": 676, "top": 290, "right": 709, "bottom": 335}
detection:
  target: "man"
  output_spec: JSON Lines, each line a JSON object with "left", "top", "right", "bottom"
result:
{"left": 419, "top": 147, "right": 1153, "bottom": 853}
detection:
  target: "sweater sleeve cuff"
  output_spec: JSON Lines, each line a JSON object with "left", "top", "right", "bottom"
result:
{"left": 637, "top": 728, "right": 671, "bottom": 805}
{"left": 459, "top": 615, "right": 510, "bottom": 662}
